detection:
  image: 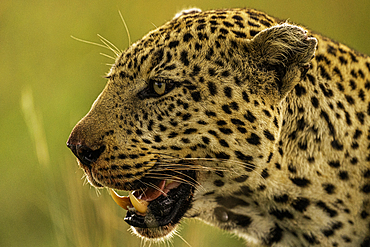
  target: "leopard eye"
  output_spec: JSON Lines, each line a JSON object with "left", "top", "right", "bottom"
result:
{"left": 153, "top": 80, "right": 166, "bottom": 95}
{"left": 138, "top": 79, "right": 176, "bottom": 99}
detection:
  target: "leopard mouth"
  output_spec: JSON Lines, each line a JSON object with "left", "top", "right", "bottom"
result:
{"left": 109, "top": 171, "right": 195, "bottom": 239}
{"left": 73, "top": 153, "right": 196, "bottom": 239}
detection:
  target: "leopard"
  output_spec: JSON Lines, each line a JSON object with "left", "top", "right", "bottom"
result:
{"left": 67, "top": 8, "right": 370, "bottom": 246}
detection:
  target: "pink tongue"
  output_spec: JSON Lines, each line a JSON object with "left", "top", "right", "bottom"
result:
{"left": 138, "top": 180, "right": 166, "bottom": 201}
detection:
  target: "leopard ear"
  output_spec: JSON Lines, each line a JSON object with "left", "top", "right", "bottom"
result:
{"left": 173, "top": 8, "right": 202, "bottom": 19}
{"left": 249, "top": 23, "right": 317, "bottom": 100}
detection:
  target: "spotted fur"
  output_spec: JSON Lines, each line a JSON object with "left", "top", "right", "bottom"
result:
{"left": 68, "top": 8, "right": 370, "bottom": 246}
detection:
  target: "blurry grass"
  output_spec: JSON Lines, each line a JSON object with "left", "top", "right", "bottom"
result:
{"left": 20, "top": 88, "right": 132, "bottom": 247}
{"left": 21, "top": 87, "right": 68, "bottom": 246}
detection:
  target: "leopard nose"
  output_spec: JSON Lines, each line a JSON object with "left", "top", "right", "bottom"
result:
{"left": 67, "top": 141, "right": 106, "bottom": 166}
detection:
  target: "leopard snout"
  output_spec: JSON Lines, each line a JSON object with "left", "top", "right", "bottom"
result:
{"left": 67, "top": 128, "right": 106, "bottom": 167}
{"left": 67, "top": 141, "right": 106, "bottom": 167}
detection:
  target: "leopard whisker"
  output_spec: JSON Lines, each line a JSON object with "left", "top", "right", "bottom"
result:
{"left": 147, "top": 161, "right": 225, "bottom": 177}
{"left": 146, "top": 159, "right": 253, "bottom": 180}
{"left": 131, "top": 176, "right": 166, "bottom": 195}
{"left": 145, "top": 173, "right": 198, "bottom": 187}
{"left": 144, "top": 176, "right": 198, "bottom": 191}
{"left": 173, "top": 230, "right": 192, "bottom": 247}
{"left": 154, "top": 163, "right": 249, "bottom": 186}
{"left": 118, "top": 10, "right": 132, "bottom": 46}
{"left": 97, "top": 34, "right": 121, "bottom": 57}
{"left": 156, "top": 162, "right": 230, "bottom": 171}
{"left": 162, "top": 157, "right": 257, "bottom": 173}
{"left": 158, "top": 157, "right": 264, "bottom": 180}
{"left": 171, "top": 170, "right": 204, "bottom": 191}
{"left": 97, "top": 33, "right": 122, "bottom": 53}
{"left": 141, "top": 180, "right": 166, "bottom": 196}
{"left": 99, "top": 52, "right": 116, "bottom": 60}
{"left": 159, "top": 168, "right": 202, "bottom": 188}
{"left": 154, "top": 165, "right": 232, "bottom": 176}
{"left": 71, "top": 35, "right": 112, "bottom": 51}
{"left": 144, "top": 173, "right": 200, "bottom": 190}
{"left": 159, "top": 158, "right": 254, "bottom": 171}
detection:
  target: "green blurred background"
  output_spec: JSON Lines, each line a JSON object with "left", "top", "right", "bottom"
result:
{"left": 1, "top": 0, "right": 369, "bottom": 246}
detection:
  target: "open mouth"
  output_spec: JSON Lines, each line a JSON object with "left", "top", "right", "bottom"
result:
{"left": 109, "top": 171, "right": 195, "bottom": 238}
{"left": 68, "top": 142, "right": 196, "bottom": 238}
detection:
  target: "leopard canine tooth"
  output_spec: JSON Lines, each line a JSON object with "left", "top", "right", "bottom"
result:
{"left": 129, "top": 192, "right": 149, "bottom": 214}
{"left": 109, "top": 189, "right": 130, "bottom": 210}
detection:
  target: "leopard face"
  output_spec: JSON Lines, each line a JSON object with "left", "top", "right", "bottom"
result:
{"left": 68, "top": 8, "right": 370, "bottom": 246}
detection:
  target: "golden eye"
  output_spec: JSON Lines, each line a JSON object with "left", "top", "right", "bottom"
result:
{"left": 153, "top": 81, "right": 166, "bottom": 95}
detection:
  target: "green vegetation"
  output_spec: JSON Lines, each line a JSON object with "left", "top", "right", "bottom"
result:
{"left": 1, "top": 0, "right": 369, "bottom": 246}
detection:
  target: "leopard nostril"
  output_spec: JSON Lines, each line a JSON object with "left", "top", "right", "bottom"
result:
{"left": 67, "top": 142, "right": 106, "bottom": 166}
{"left": 78, "top": 145, "right": 106, "bottom": 165}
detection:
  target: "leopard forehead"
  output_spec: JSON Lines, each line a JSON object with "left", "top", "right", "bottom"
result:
{"left": 108, "top": 8, "right": 275, "bottom": 81}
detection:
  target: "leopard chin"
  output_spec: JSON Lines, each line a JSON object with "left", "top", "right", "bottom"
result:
{"left": 131, "top": 224, "right": 178, "bottom": 239}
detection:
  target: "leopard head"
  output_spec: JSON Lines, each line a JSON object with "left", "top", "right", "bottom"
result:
{"left": 67, "top": 8, "right": 316, "bottom": 240}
